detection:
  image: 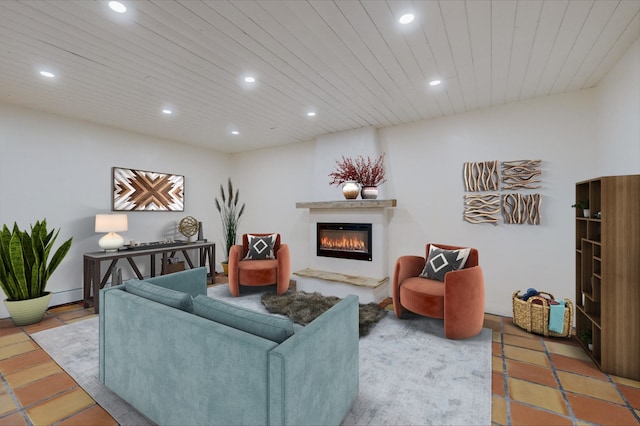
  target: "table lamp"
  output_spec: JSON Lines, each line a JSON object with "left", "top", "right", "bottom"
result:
{"left": 95, "top": 214, "right": 128, "bottom": 251}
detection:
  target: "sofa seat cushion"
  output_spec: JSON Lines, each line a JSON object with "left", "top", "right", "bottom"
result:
{"left": 238, "top": 259, "right": 278, "bottom": 285}
{"left": 125, "top": 280, "right": 194, "bottom": 313}
{"left": 399, "top": 277, "right": 445, "bottom": 319}
{"left": 193, "top": 295, "right": 294, "bottom": 343}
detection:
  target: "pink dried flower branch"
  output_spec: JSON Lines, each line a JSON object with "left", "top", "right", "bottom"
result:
{"left": 356, "top": 153, "right": 387, "bottom": 187}
{"left": 329, "top": 153, "right": 387, "bottom": 187}
{"left": 329, "top": 155, "right": 359, "bottom": 186}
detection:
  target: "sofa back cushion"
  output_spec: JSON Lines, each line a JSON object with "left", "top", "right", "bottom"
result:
{"left": 143, "top": 267, "right": 207, "bottom": 297}
{"left": 193, "top": 295, "right": 294, "bottom": 343}
{"left": 125, "top": 280, "right": 194, "bottom": 313}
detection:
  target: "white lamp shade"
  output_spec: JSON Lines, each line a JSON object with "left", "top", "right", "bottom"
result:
{"left": 95, "top": 214, "right": 128, "bottom": 232}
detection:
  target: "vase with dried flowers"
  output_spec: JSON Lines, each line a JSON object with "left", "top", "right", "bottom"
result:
{"left": 329, "top": 153, "right": 387, "bottom": 200}
{"left": 355, "top": 153, "right": 387, "bottom": 199}
{"left": 329, "top": 156, "right": 360, "bottom": 199}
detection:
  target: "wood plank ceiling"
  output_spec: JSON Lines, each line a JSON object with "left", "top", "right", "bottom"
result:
{"left": 1, "top": 0, "right": 638, "bottom": 153}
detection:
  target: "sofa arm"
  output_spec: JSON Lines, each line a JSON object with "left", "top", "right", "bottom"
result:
{"left": 276, "top": 244, "right": 290, "bottom": 295}
{"left": 268, "top": 295, "right": 359, "bottom": 426}
{"left": 392, "top": 255, "right": 426, "bottom": 318}
{"left": 228, "top": 244, "right": 243, "bottom": 297}
{"left": 444, "top": 265, "right": 485, "bottom": 339}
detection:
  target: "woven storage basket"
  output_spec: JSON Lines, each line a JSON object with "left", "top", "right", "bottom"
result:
{"left": 512, "top": 290, "right": 573, "bottom": 338}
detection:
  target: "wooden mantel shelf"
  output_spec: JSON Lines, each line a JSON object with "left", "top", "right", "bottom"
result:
{"left": 296, "top": 199, "right": 397, "bottom": 209}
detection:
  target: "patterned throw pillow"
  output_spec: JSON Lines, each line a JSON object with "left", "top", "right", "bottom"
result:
{"left": 419, "top": 245, "right": 471, "bottom": 282}
{"left": 243, "top": 234, "right": 277, "bottom": 260}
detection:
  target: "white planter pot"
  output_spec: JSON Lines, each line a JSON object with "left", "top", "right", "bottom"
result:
{"left": 3, "top": 292, "right": 52, "bottom": 326}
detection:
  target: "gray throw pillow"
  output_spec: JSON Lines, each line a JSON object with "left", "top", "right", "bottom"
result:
{"left": 243, "top": 234, "right": 277, "bottom": 260}
{"left": 193, "top": 295, "right": 294, "bottom": 343}
{"left": 125, "top": 280, "right": 194, "bottom": 313}
{"left": 420, "top": 245, "right": 471, "bottom": 282}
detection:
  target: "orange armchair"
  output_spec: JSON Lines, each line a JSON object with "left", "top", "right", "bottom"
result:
{"left": 227, "top": 233, "right": 290, "bottom": 297}
{"left": 392, "top": 243, "right": 485, "bottom": 339}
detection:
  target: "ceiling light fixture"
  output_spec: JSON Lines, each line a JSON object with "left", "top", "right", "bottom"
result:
{"left": 429, "top": 79, "right": 442, "bottom": 86}
{"left": 39, "top": 70, "right": 55, "bottom": 78}
{"left": 306, "top": 111, "right": 316, "bottom": 117}
{"left": 162, "top": 109, "right": 173, "bottom": 115}
{"left": 108, "top": 1, "right": 127, "bottom": 13}
{"left": 399, "top": 13, "right": 415, "bottom": 24}
{"left": 244, "top": 76, "right": 256, "bottom": 83}
{"left": 231, "top": 130, "right": 239, "bottom": 135}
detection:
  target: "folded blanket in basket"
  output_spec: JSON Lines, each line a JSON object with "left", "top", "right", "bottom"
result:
{"left": 549, "top": 300, "right": 566, "bottom": 333}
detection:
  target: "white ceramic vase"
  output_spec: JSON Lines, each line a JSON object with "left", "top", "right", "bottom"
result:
{"left": 361, "top": 186, "right": 378, "bottom": 199}
{"left": 342, "top": 181, "right": 360, "bottom": 199}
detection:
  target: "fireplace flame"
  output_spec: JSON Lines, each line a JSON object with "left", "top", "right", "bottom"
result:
{"left": 320, "top": 235, "right": 366, "bottom": 252}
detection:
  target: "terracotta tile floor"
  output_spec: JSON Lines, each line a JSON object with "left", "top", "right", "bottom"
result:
{"left": 487, "top": 314, "right": 640, "bottom": 425}
{"left": 1, "top": 299, "right": 639, "bottom": 425}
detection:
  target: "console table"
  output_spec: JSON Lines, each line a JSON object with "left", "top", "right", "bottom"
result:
{"left": 83, "top": 241, "right": 215, "bottom": 314}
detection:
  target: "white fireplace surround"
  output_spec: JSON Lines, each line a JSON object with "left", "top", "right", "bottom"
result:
{"left": 292, "top": 126, "right": 396, "bottom": 303}
{"left": 294, "top": 201, "right": 395, "bottom": 303}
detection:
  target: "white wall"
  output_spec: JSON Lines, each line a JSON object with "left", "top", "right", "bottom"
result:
{"left": 595, "top": 38, "right": 640, "bottom": 175}
{"left": 2, "top": 40, "right": 637, "bottom": 319}
{"left": 234, "top": 39, "right": 640, "bottom": 317}
{"left": 0, "top": 104, "right": 230, "bottom": 318}
{"left": 382, "top": 91, "right": 597, "bottom": 316}
{"left": 235, "top": 90, "right": 598, "bottom": 316}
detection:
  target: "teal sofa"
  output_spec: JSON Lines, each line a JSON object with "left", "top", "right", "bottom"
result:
{"left": 99, "top": 268, "right": 359, "bottom": 425}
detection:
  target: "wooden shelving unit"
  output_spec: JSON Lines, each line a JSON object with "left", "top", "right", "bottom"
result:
{"left": 574, "top": 175, "right": 640, "bottom": 380}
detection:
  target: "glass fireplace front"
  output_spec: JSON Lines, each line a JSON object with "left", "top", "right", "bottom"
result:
{"left": 316, "top": 222, "right": 372, "bottom": 261}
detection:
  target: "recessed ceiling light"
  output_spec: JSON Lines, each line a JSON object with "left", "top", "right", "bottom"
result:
{"left": 109, "top": 1, "right": 127, "bottom": 13}
{"left": 231, "top": 130, "right": 239, "bottom": 135}
{"left": 244, "top": 76, "right": 256, "bottom": 83}
{"left": 306, "top": 111, "right": 316, "bottom": 117}
{"left": 162, "top": 109, "right": 173, "bottom": 115}
{"left": 39, "top": 70, "right": 55, "bottom": 78}
{"left": 399, "top": 13, "right": 415, "bottom": 24}
{"left": 429, "top": 79, "right": 442, "bottom": 86}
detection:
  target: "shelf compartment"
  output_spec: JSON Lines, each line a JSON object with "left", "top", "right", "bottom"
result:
{"left": 587, "top": 221, "right": 601, "bottom": 242}
{"left": 575, "top": 220, "right": 587, "bottom": 249}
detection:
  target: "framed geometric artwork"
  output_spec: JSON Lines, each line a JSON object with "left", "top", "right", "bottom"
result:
{"left": 112, "top": 167, "right": 184, "bottom": 211}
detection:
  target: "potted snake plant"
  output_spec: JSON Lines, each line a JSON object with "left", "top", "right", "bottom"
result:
{"left": 0, "top": 219, "right": 72, "bottom": 325}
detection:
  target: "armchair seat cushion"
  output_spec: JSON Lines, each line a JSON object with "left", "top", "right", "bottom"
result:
{"left": 238, "top": 259, "right": 278, "bottom": 285}
{"left": 399, "top": 277, "right": 445, "bottom": 318}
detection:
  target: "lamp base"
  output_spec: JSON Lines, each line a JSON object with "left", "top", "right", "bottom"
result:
{"left": 99, "top": 232, "right": 125, "bottom": 251}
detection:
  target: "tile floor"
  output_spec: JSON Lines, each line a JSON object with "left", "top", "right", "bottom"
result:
{"left": 1, "top": 297, "right": 639, "bottom": 425}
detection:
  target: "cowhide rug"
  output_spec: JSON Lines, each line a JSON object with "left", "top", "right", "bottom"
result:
{"left": 261, "top": 291, "right": 387, "bottom": 337}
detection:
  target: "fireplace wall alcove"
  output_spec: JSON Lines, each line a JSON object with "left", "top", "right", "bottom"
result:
{"left": 294, "top": 199, "right": 396, "bottom": 303}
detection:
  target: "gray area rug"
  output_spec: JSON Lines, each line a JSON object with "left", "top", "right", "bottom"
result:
{"left": 32, "top": 285, "right": 491, "bottom": 425}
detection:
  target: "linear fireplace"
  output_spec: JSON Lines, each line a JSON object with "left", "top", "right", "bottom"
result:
{"left": 317, "top": 222, "right": 372, "bottom": 261}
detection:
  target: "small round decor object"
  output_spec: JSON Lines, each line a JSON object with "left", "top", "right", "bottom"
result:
{"left": 178, "top": 216, "right": 199, "bottom": 239}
